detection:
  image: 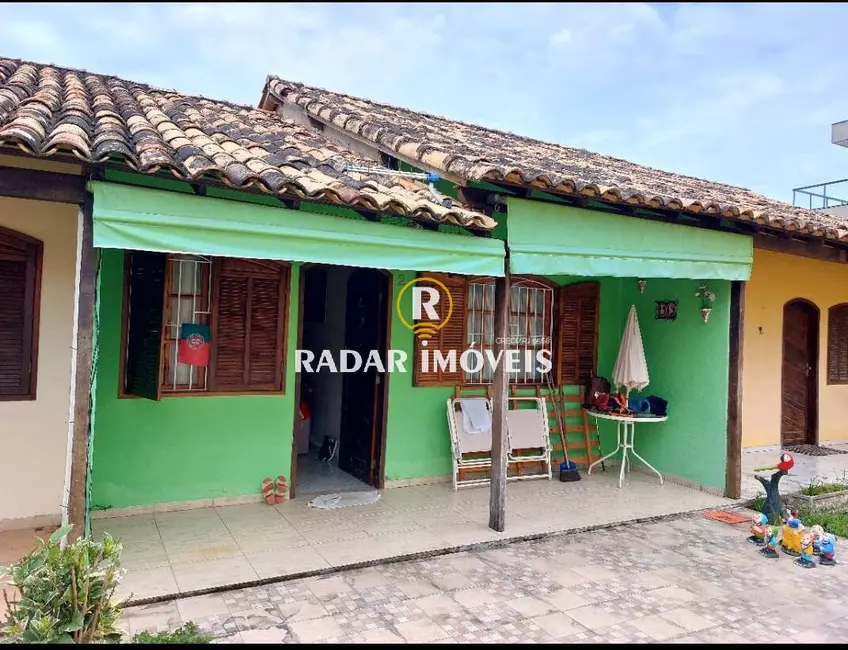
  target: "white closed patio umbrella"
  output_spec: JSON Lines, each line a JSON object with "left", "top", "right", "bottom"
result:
{"left": 589, "top": 304, "right": 663, "bottom": 489}
{"left": 612, "top": 305, "right": 649, "bottom": 396}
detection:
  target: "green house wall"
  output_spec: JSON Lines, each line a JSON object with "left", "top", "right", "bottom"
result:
{"left": 90, "top": 250, "right": 300, "bottom": 510}
{"left": 617, "top": 278, "right": 730, "bottom": 489}
{"left": 89, "top": 192, "right": 732, "bottom": 510}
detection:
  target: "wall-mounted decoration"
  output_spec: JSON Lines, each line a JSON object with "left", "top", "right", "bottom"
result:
{"left": 655, "top": 300, "right": 678, "bottom": 321}
{"left": 638, "top": 279, "right": 647, "bottom": 294}
{"left": 695, "top": 284, "right": 717, "bottom": 323}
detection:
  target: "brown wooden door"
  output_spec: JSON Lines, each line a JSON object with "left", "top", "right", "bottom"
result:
{"left": 781, "top": 300, "right": 819, "bottom": 446}
{"left": 340, "top": 269, "right": 387, "bottom": 486}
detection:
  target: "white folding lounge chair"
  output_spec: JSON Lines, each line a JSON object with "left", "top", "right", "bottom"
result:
{"left": 446, "top": 397, "right": 493, "bottom": 490}
{"left": 506, "top": 396, "right": 553, "bottom": 482}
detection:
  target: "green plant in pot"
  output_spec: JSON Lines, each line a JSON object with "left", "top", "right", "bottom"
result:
{"left": 695, "top": 285, "right": 716, "bottom": 323}
{"left": 0, "top": 524, "right": 124, "bottom": 644}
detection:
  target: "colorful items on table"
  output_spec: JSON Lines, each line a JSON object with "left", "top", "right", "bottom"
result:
{"left": 747, "top": 513, "right": 769, "bottom": 546}
{"left": 796, "top": 533, "right": 816, "bottom": 569}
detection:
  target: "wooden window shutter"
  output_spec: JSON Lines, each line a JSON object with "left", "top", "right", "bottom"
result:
{"left": 556, "top": 281, "right": 600, "bottom": 386}
{"left": 828, "top": 305, "right": 848, "bottom": 384}
{"left": 210, "top": 258, "right": 288, "bottom": 392}
{"left": 124, "top": 251, "right": 167, "bottom": 400}
{"left": 0, "top": 228, "right": 41, "bottom": 399}
{"left": 412, "top": 272, "right": 468, "bottom": 387}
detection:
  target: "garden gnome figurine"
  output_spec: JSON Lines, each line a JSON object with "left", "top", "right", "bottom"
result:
{"left": 760, "top": 525, "right": 780, "bottom": 559}
{"left": 796, "top": 533, "right": 816, "bottom": 569}
{"left": 747, "top": 513, "right": 769, "bottom": 546}
{"left": 819, "top": 532, "right": 837, "bottom": 566}
{"left": 780, "top": 509, "right": 804, "bottom": 556}
{"left": 810, "top": 525, "right": 825, "bottom": 555}
{"left": 752, "top": 453, "right": 794, "bottom": 524}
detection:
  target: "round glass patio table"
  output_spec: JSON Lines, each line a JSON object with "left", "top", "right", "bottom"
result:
{"left": 585, "top": 410, "right": 667, "bottom": 489}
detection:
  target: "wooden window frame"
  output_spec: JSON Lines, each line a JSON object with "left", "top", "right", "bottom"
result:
{"left": 0, "top": 226, "right": 42, "bottom": 401}
{"left": 556, "top": 281, "right": 601, "bottom": 386}
{"left": 463, "top": 275, "right": 557, "bottom": 386}
{"left": 161, "top": 255, "right": 212, "bottom": 393}
{"left": 412, "top": 274, "right": 596, "bottom": 389}
{"left": 827, "top": 303, "right": 848, "bottom": 385}
{"left": 119, "top": 252, "right": 291, "bottom": 399}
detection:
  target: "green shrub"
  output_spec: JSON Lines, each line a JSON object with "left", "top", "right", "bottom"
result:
{"left": 750, "top": 492, "right": 766, "bottom": 513}
{"left": 0, "top": 524, "right": 124, "bottom": 644}
{"left": 799, "top": 477, "right": 848, "bottom": 497}
{"left": 798, "top": 507, "right": 848, "bottom": 538}
{"left": 132, "top": 622, "right": 213, "bottom": 644}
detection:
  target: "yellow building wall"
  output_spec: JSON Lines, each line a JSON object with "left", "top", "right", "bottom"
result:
{"left": 0, "top": 196, "right": 79, "bottom": 525}
{"left": 742, "top": 247, "right": 848, "bottom": 448}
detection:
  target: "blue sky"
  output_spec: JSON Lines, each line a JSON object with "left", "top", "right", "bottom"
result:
{"left": 3, "top": 2, "right": 848, "bottom": 204}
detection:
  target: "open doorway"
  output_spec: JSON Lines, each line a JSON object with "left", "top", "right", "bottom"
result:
{"left": 292, "top": 264, "right": 389, "bottom": 497}
{"left": 781, "top": 299, "right": 819, "bottom": 447}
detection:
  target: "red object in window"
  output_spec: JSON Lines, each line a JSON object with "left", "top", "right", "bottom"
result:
{"left": 177, "top": 324, "right": 210, "bottom": 367}
{"left": 299, "top": 401, "right": 312, "bottom": 420}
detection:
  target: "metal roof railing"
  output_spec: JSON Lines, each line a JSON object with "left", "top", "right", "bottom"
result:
{"left": 792, "top": 178, "right": 848, "bottom": 210}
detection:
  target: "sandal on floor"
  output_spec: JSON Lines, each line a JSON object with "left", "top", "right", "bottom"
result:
{"left": 260, "top": 477, "right": 275, "bottom": 505}
{"left": 274, "top": 475, "right": 287, "bottom": 504}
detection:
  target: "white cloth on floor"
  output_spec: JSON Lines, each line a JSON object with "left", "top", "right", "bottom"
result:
{"left": 459, "top": 399, "right": 491, "bottom": 435}
{"left": 307, "top": 491, "right": 380, "bottom": 509}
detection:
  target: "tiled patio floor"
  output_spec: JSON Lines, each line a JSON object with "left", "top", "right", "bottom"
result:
{"left": 120, "top": 509, "right": 848, "bottom": 643}
{"left": 742, "top": 441, "right": 848, "bottom": 500}
{"left": 94, "top": 472, "right": 733, "bottom": 604}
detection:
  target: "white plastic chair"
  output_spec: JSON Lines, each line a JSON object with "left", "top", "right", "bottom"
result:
{"left": 506, "top": 396, "right": 553, "bottom": 482}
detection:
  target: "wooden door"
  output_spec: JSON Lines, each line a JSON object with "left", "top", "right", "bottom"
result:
{"left": 781, "top": 300, "right": 819, "bottom": 446}
{"left": 339, "top": 269, "right": 387, "bottom": 485}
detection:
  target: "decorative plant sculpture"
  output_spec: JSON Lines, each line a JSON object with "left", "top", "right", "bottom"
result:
{"left": 695, "top": 285, "right": 716, "bottom": 323}
{"left": 752, "top": 453, "right": 795, "bottom": 524}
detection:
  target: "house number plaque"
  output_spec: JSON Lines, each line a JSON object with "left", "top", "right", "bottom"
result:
{"left": 655, "top": 300, "right": 678, "bottom": 321}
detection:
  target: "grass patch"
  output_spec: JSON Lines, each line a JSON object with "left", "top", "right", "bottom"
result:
{"left": 799, "top": 481, "right": 848, "bottom": 497}
{"left": 797, "top": 508, "right": 848, "bottom": 539}
{"left": 132, "top": 622, "right": 213, "bottom": 644}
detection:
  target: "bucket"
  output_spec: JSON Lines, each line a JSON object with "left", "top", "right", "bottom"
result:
{"left": 559, "top": 460, "right": 581, "bottom": 482}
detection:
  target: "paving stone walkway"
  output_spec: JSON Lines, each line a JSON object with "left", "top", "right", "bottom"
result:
{"left": 120, "top": 510, "right": 848, "bottom": 643}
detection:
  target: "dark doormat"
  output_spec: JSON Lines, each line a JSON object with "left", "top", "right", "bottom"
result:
{"left": 782, "top": 444, "right": 848, "bottom": 457}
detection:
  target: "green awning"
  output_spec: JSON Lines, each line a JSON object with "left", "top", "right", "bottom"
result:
{"left": 89, "top": 181, "right": 506, "bottom": 276}
{"left": 507, "top": 198, "right": 753, "bottom": 280}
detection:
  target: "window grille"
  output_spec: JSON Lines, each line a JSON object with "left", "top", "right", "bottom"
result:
{"left": 163, "top": 255, "right": 212, "bottom": 392}
{"left": 465, "top": 279, "right": 554, "bottom": 384}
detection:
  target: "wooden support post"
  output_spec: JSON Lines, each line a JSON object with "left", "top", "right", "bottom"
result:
{"left": 725, "top": 280, "right": 745, "bottom": 499}
{"left": 67, "top": 195, "right": 97, "bottom": 541}
{"left": 489, "top": 266, "right": 511, "bottom": 532}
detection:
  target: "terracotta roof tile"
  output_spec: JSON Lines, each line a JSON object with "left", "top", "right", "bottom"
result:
{"left": 0, "top": 59, "right": 494, "bottom": 231}
{"left": 266, "top": 77, "right": 848, "bottom": 242}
